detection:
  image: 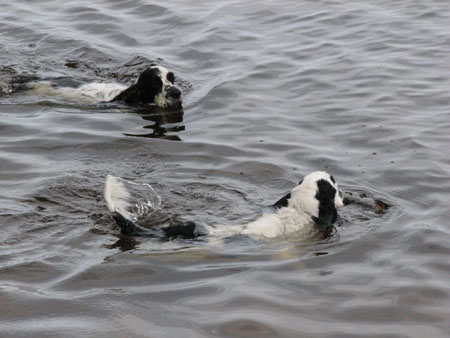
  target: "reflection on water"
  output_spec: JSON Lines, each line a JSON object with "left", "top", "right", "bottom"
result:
{"left": 124, "top": 107, "right": 185, "bottom": 141}
{"left": 105, "top": 234, "right": 140, "bottom": 252}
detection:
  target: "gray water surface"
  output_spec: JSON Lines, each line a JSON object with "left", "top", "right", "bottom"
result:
{"left": 1, "top": 0, "right": 449, "bottom": 337}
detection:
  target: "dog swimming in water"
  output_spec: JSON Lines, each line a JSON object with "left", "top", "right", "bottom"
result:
{"left": 104, "top": 171, "right": 344, "bottom": 241}
{"left": 24, "top": 65, "right": 182, "bottom": 109}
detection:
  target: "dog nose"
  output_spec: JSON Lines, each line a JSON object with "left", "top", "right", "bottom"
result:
{"left": 168, "top": 87, "right": 181, "bottom": 99}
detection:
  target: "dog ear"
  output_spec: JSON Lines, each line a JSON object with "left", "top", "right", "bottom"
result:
{"left": 273, "top": 179, "right": 303, "bottom": 209}
{"left": 312, "top": 179, "right": 339, "bottom": 236}
{"left": 272, "top": 192, "right": 291, "bottom": 209}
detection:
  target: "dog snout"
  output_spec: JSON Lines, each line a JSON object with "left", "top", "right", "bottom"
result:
{"left": 168, "top": 86, "right": 181, "bottom": 99}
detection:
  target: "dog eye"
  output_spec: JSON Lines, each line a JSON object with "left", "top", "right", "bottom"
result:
{"left": 167, "top": 72, "right": 175, "bottom": 84}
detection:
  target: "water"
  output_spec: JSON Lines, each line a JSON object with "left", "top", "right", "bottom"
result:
{"left": 1, "top": 0, "right": 449, "bottom": 337}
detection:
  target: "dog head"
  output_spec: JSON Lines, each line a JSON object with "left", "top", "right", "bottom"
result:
{"left": 114, "top": 65, "right": 182, "bottom": 109}
{"left": 274, "top": 171, "right": 344, "bottom": 235}
{"left": 136, "top": 65, "right": 182, "bottom": 109}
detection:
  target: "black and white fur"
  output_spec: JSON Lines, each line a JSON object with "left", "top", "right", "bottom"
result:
{"left": 27, "top": 65, "right": 182, "bottom": 109}
{"left": 104, "top": 171, "right": 344, "bottom": 240}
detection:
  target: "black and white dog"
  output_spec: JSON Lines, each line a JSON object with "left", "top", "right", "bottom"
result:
{"left": 104, "top": 171, "right": 344, "bottom": 240}
{"left": 26, "top": 65, "right": 182, "bottom": 109}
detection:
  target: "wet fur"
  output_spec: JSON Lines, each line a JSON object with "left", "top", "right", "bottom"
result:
{"left": 111, "top": 66, "right": 181, "bottom": 108}
{"left": 104, "top": 171, "right": 344, "bottom": 240}
{"left": 24, "top": 65, "right": 182, "bottom": 109}
{"left": 207, "top": 171, "right": 343, "bottom": 238}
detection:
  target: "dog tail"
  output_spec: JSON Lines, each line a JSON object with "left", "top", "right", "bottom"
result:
{"left": 105, "top": 175, "right": 203, "bottom": 239}
{"left": 104, "top": 175, "right": 132, "bottom": 217}
{"left": 104, "top": 175, "right": 146, "bottom": 234}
